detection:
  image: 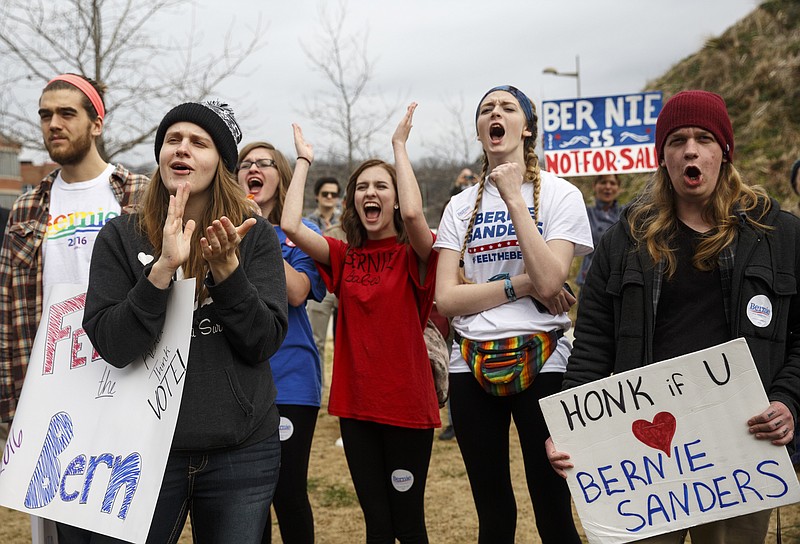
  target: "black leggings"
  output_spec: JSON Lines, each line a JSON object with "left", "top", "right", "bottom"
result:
{"left": 263, "top": 404, "right": 319, "bottom": 544}
{"left": 449, "top": 372, "right": 581, "bottom": 544}
{"left": 339, "top": 418, "right": 434, "bottom": 544}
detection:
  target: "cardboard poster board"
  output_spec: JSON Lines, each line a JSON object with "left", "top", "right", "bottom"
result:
{"left": 540, "top": 338, "right": 800, "bottom": 543}
{"left": 0, "top": 280, "right": 194, "bottom": 543}
{"left": 541, "top": 92, "right": 662, "bottom": 177}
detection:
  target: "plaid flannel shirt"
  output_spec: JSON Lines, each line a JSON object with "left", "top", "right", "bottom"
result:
{"left": 0, "top": 163, "right": 148, "bottom": 422}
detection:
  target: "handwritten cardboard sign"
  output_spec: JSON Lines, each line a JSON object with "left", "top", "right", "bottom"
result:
{"left": 540, "top": 338, "right": 800, "bottom": 543}
{"left": 0, "top": 280, "right": 194, "bottom": 543}
{"left": 541, "top": 92, "right": 662, "bottom": 177}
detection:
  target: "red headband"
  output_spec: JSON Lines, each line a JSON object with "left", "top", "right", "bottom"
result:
{"left": 48, "top": 74, "right": 105, "bottom": 121}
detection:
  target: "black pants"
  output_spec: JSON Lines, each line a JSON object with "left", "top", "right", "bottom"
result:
{"left": 450, "top": 372, "right": 581, "bottom": 544}
{"left": 339, "top": 418, "right": 434, "bottom": 544}
{"left": 263, "top": 404, "right": 319, "bottom": 544}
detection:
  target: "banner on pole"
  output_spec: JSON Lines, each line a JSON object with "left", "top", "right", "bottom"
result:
{"left": 542, "top": 92, "right": 662, "bottom": 177}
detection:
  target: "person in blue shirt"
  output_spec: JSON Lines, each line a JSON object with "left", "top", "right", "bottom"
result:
{"left": 238, "top": 141, "right": 326, "bottom": 544}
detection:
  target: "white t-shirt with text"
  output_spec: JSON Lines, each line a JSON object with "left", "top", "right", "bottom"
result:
{"left": 43, "top": 163, "right": 121, "bottom": 293}
{"left": 434, "top": 170, "right": 592, "bottom": 373}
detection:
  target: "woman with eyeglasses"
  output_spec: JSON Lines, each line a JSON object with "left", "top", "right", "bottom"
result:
{"left": 282, "top": 103, "right": 440, "bottom": 543}
{"left": 237, "top": 142, "right": 326, "bottom": 544}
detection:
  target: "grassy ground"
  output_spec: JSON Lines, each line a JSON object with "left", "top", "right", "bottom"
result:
{"left": 2, "top": 338, "right": 800, "bottom": 542}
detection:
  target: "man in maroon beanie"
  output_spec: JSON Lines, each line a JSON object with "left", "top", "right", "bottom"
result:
{"left": 547, "top": 90, "right": 800, "bottom": 542}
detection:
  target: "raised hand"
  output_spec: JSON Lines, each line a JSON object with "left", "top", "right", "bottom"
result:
{"left": 293, "top": 123, "right": 314, "bottom": 163}
{"left": 392, "top": 102, "right": 417, "bottom": 146}
{"left": 149, "top": 182, "right": 195, "bottom": 288}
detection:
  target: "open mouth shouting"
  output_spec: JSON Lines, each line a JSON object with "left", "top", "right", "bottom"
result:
{"left": 684, "top": 165, "right": 702, "bottom": 186}
{"left": 245, "top": 174, "right": 264, "bottom": 195}
{"left": 363, "top": 201, "right": 382, "bottom": 223}
{"left": 489, "top": 123, "right": 505, "bottom": 145}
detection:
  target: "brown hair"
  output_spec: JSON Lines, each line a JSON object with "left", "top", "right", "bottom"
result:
{"left": 627, "top": 162, "right": 771, "bottom": 277}
{"left": 236, "top": 142, "right": 292, "bottom": 225}
{"left": 594, "top": 173, "right": 621, "bottom": 186}
{"left": 43, "top": 74, "right": 107, "bottom": 121}
{"left": 340, "top": 159, "right": 407, "bottom": 248}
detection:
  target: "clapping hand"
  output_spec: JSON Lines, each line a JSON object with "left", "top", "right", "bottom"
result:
{"left": 201, "top": 216, "right": 257, "bottom": 284}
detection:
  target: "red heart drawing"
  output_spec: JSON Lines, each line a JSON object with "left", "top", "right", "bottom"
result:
{"left": 631, "top": 412, "right": 677, "bottom": 457}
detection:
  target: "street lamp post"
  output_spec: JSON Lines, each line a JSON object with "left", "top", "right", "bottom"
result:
{"left": 542, "top": 55, "right": 581, "bottom": 97}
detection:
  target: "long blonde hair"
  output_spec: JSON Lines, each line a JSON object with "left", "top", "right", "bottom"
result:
{"left": 628, "top": 162, "right": 771, "bottom": 276}
{"left": 138, "top": 160, "right": 255, "bottom": 299}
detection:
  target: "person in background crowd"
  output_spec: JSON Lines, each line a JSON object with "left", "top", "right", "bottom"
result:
{"left": 435, "top": 85, "right": 590, "bottom": 544}
{"left": 306, "top": 176, "right": 342, "bottom": 232}
{"left": 575, "top": 173, "right": 622, "bottom": 286}
{"left": 305, "top": 176, "right": 343, "bottom": 369}
{"left": 282, "top": 103, "right": 440, "bottom": 543}
{"left": 83, "top": 100, "right": 287, "bottom": 543}
{"left": 0, "top": 73, "right": 148, "bottom": 542}
{"left": 435, "top": 198, "right": 457, "bottom": 442}
{"left": 450, "top": 167, "right": 477, "bottom": 196}
{"left": 548, "top": 90, "right": 800, "bottom": 543}
{"left": 237, "top": 140, "right": 326, "bottom": 544}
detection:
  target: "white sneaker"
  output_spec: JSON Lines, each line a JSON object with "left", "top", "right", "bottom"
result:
{"left": 335, "top": 437, "right": 344, "bottom": 447}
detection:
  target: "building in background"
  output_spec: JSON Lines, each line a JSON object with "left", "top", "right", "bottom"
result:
{"left": 0, "top": 138, "right": 22, "bottom": 209}
{"left": 0, "top": 137, "right": 58, "bottom": 208}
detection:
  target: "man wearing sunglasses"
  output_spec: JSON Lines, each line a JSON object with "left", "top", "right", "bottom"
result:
{"left": 305, "top": 177, "right": 342, "bottom": 372}
{"left": 306, "top": 176, "right": 341, "bottom": 232}
{"left": 450, "top": 167, "right": 477, "bottom": 196}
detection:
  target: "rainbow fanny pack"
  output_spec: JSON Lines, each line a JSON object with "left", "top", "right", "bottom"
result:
{"left": 457, "top": 330, "right": 563, "bottom": 396}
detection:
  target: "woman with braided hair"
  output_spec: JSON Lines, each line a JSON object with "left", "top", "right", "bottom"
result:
{"left": 433, "top": 86, "right": 592, "bottom": 543}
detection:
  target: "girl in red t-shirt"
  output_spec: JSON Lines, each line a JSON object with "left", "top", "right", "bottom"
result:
{"left": 282, "top": 103, "right": 439, "bottom": 542}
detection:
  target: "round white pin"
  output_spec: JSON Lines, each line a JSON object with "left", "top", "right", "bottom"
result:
{"left": 391, "top": 469, "right": 414, "bottom": 492}
{"left": 279, "top": 416, "right": 294, "bottom": 441}
{"left": 746, "top": 295, "right": 772, "bottom": 328}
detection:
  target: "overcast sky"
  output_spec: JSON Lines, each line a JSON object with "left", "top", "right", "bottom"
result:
{"left": 23, "top": 0, "right": 761, "bottom": 168}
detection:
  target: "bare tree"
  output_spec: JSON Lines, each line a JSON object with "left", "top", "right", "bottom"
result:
{"left": 421, "top": 93, "right": 481, "bottom": 168}
{"left": 0, "top": 0, "right": 264, "bottom": 161}
{"left": 301, "top": 0, "right": 398, "bottom": 172}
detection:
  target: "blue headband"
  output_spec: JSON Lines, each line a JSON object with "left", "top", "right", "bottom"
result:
{"left": 475, "top": 85, "right": 536, "bottom": 134}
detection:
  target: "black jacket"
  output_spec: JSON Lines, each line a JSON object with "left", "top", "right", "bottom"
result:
{"left": 564, "top": 198, "right": 800, "bottom": 429}
{"left": 84, "top": 214, "right": 288, "bottom": 452}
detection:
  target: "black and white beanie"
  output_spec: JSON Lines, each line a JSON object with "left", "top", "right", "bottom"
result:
{"left": 154, "top": 100, "right": 242, "bottom": 172}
